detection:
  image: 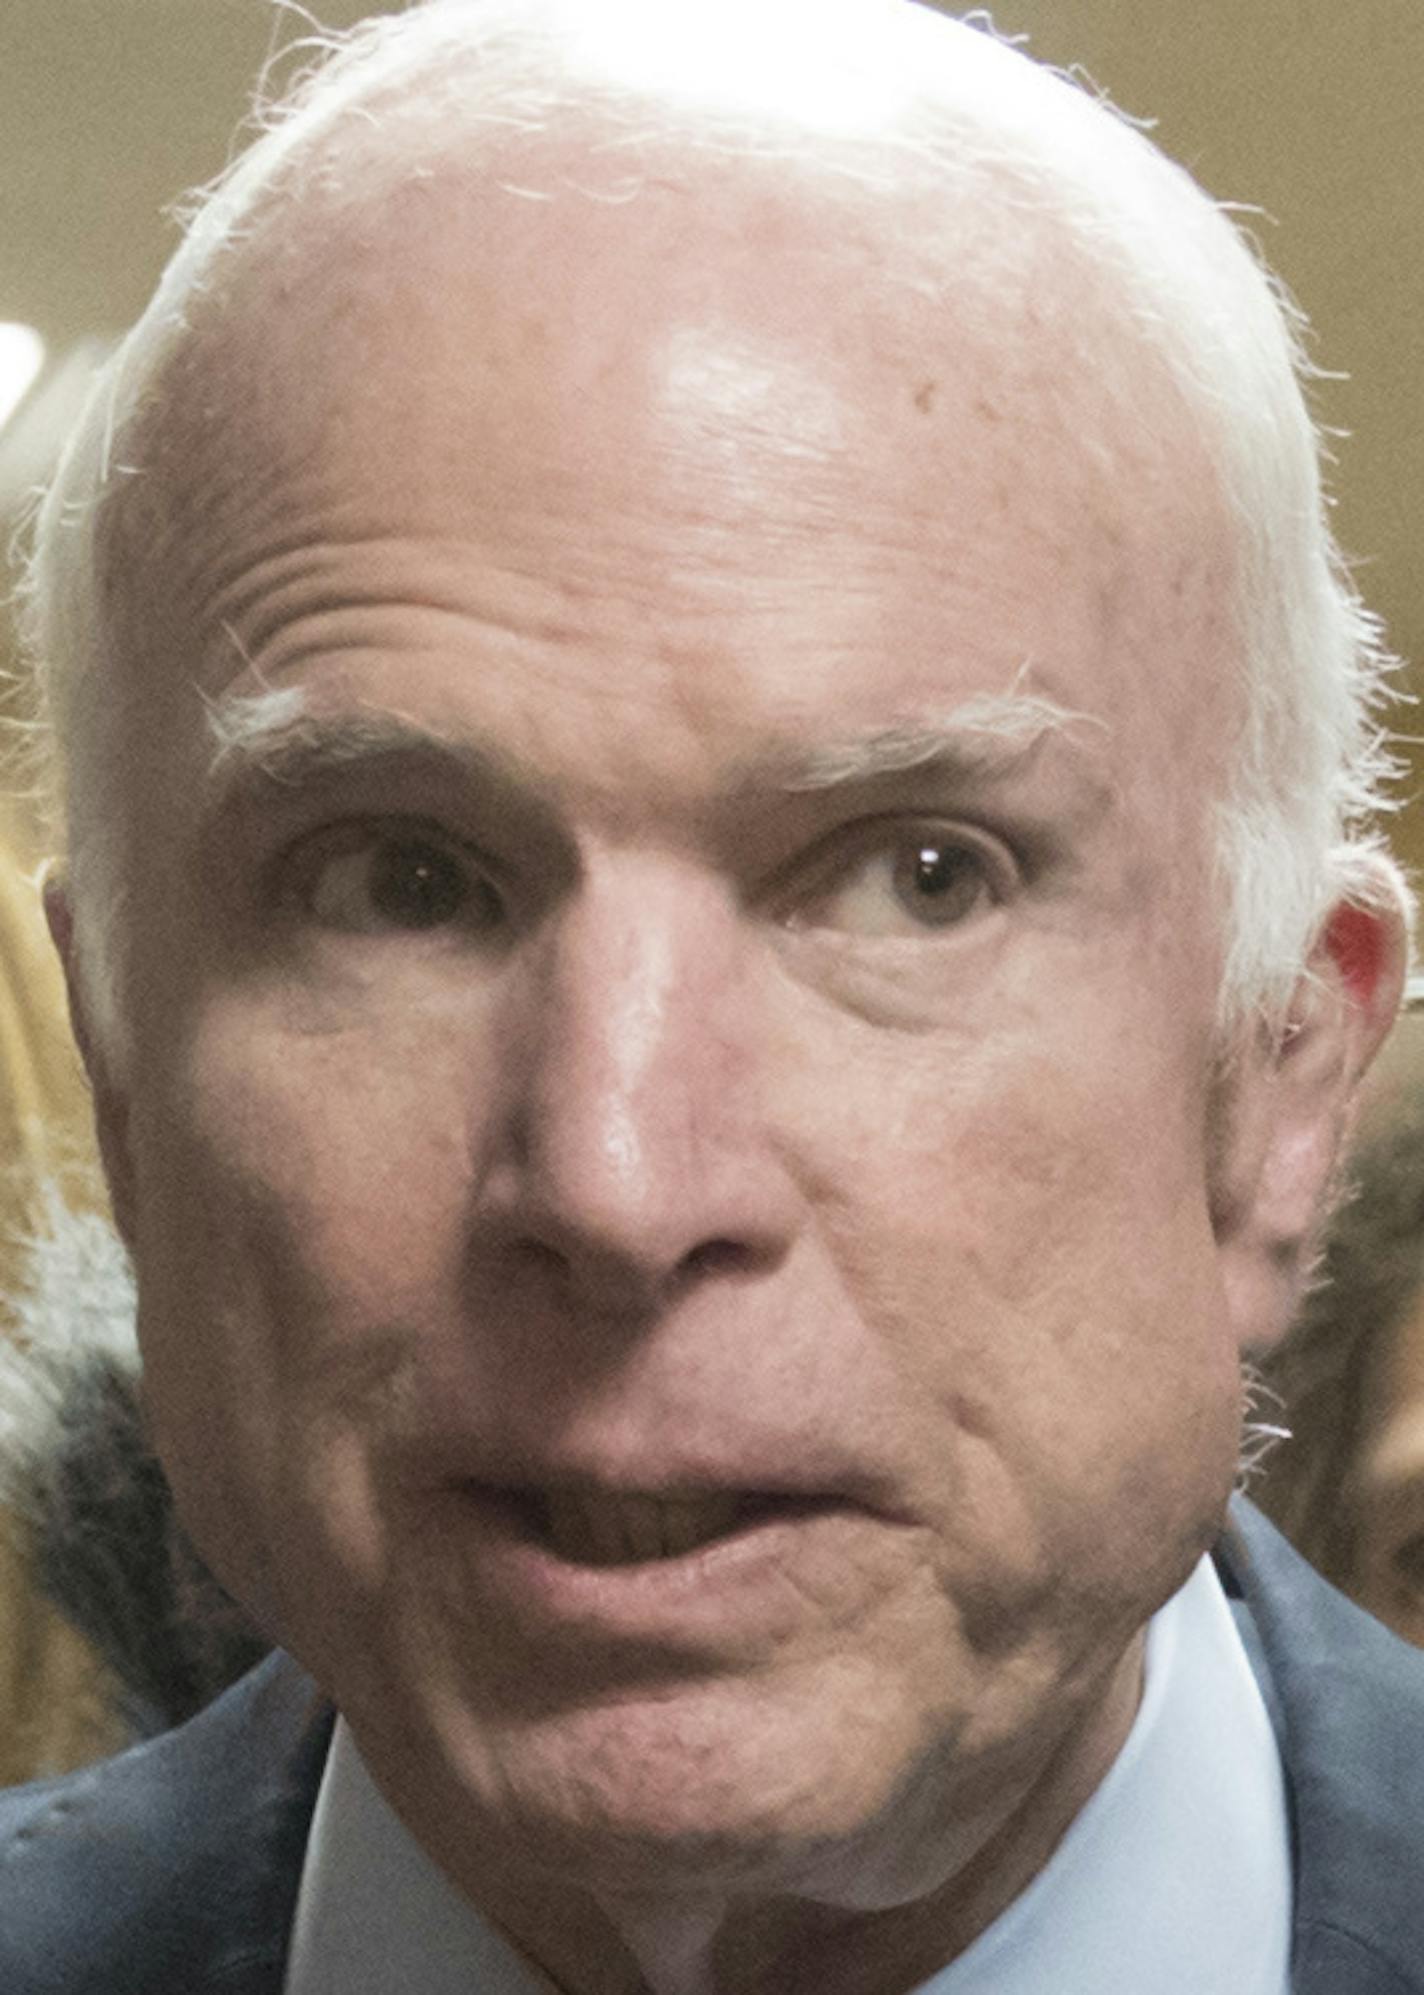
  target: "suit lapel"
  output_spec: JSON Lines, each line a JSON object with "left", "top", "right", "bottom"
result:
{"left": 1219, "top": 1500, "right": 1424, "bottom": 1994}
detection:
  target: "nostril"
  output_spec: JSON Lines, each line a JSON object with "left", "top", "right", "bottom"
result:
{"left": 681, "top": 1237, "right": 754, "bottom": 1279}
{"left": 521, "top": 1238, "right": 569, "bottom": 1279}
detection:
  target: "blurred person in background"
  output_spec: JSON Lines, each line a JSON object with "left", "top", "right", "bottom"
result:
{"left": 0, "top": 782, "right": 116, "bottom": 1782}
{"left": 1258, "top": 1003, "right": 1424, "bottom": 1646}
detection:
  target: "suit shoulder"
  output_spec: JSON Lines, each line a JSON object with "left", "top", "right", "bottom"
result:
{"left": 0, "top": 1653, "right": 330, "bottom": 1995}
{"left": 1223, "top": 1499, "right": 1424, "bottom": 1990}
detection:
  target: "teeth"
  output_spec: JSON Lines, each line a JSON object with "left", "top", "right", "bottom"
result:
{"left": 659, "top": 1494, "right": 745, "bottom": 1557}
{"left": 537, "top": 1490, "right": 748, "bottom": 1565}
{"left": 620, "top": 1493, "right": 673, "bottom": 1562}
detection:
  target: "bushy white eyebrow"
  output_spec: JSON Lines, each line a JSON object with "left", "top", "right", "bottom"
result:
{"left": 204, "top": 686, "right": 484, "bottom": 790}
{"left": 779, "top": 691, "right": 1108, "bottom": 791}
{"left": 201, "top": 687, "right": 531, "bottom": 821}
{"left": 204, "top": 683, "right": 313, "bottom": 769}
{"left": 200, "top": 679, "right": 1108, "bottom": 803}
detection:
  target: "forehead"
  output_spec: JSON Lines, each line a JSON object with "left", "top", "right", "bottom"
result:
{"left": 107, "top": 112, "right": 1238, "bottom": 806}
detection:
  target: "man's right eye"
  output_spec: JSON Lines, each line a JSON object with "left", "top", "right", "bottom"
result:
{"left": 290, "top": 827, "right": 504, "bottom": 936}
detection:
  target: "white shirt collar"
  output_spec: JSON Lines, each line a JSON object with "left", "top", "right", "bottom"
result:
{"left": 284, "top": 1556, "right": 1291, "bottom": 1995}
{"left": 283, "top": 1718, "right": 557, "bottom": 1995}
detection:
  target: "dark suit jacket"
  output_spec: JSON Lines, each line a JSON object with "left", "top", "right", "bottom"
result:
{"left": 2, "top": 1501, "right": 1423, "bottom": 1993}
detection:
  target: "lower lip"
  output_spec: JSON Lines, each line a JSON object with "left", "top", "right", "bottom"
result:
{"left": 429, "top": 1488, "right": 890, "bottom": 1653}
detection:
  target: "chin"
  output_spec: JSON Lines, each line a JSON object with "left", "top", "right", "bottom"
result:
{"left": 381, "top": 1661, "right": 950, "bottom": 1902}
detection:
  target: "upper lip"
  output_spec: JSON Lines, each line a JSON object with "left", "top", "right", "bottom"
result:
{"left": 466, "top": 1475, "right": 854, "bottom": 1504}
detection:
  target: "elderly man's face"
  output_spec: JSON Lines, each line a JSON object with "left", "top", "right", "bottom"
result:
{"left": 94, "top": 142, "right": 1259, "bottom": 1906}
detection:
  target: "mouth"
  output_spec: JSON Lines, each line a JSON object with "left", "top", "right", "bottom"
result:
{"left": 428, "top": 1472, "right": 898, "bottom": 1651}
{"left": 488, "top": 1485, "right": 838, "bottom": 1567}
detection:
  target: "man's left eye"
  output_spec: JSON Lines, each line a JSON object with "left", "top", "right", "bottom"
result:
{"left": 790, "top": 831, "right": 1005, "bottom": 938}
{"left": 293, "top": 829, "right": 503, "bottom": 936}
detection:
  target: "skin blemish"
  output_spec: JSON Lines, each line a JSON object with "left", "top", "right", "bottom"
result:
{"left": 913, "top": 378, "right": 938, "bottom": 415}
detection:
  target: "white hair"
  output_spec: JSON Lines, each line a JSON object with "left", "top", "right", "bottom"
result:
{"left": 16, "top": 0, "right": 1406, "bottom": 1058}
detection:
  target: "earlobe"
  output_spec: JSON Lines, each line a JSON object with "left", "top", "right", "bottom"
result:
{"left": 43, "top": 872, "right": 139, "bottom": 1249}
{"left": 1216, "top": 863, "right": 1411, "bottom": 1357}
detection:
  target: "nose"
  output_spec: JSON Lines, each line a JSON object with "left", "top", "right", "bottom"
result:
{"left": 475, "top": 856, "right": 798, "bottom": 1317}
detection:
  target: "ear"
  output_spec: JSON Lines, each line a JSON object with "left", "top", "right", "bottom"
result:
{"left": 43, "top": 872, "right": 139, "bottom": 1249}
{"left": 1213, "top": 864, "right": 1411, "bottom": 1357}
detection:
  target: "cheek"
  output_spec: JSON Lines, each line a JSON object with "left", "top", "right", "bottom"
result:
{"left": 126, "top": 1003, "right": 486, "bottom": 1618}
{"left": 804, "top": 1029, "right": 1218, "bottom": 1324}
{"left": 137, "top": 983, "right": 486, "bottom": 1288}
{"left": 796, "top": 1038, "right": 1241, "bottom": 1557}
